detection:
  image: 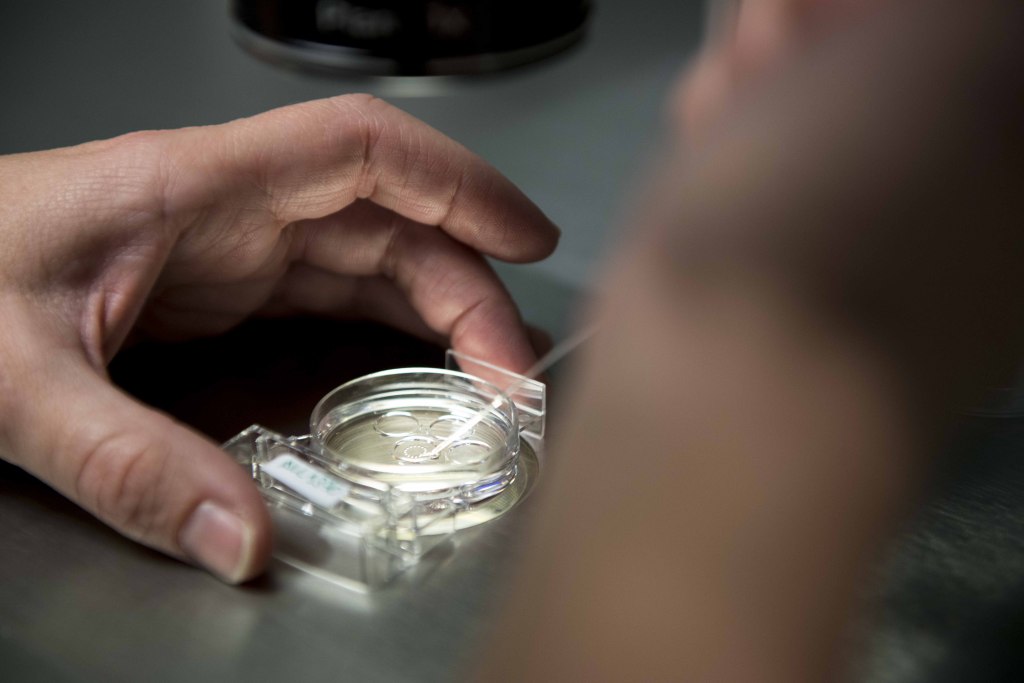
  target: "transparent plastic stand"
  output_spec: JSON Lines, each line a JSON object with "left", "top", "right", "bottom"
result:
{"left": 445, "top": 350, "right": 546, "bottom": 440}
{"left": 224, "top": 351, "right": 545, "bottom": 592}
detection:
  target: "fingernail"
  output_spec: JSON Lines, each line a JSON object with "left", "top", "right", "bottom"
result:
{"left": 179, "top": 501, "right": 254, "bottom": 584}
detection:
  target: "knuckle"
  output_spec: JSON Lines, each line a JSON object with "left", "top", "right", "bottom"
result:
{"left": 105, "top": 128, "right": 167, "bottom": 154}
{"left": 345, "top": 93, "right": 390, "bottom": 136}
{"left": 332, "top": 92, "right": 384, "bottom": 110}
{"left": 326, "top": 93, "right": 390, "bottom": 139}
{"left": 83, "top": 130, "right": 173, "bottom": 228}
{"left": 73, "top": 427, "right": 174, "bottom": 541}
{"left": 101, "top": 131, "right": 169, "bottom": 185}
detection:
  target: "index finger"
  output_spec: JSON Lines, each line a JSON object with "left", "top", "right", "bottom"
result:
{"left": 167, "top": 95, "right": 560, "bottom": 263}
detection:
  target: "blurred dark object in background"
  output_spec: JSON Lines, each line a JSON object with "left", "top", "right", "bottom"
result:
{"left": 231, "top": 0, "right": 591, "bottom": 76}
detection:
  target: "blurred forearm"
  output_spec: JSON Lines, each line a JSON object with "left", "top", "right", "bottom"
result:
{"left": 482, "top": 0, "right": 1024, "bottom": 680}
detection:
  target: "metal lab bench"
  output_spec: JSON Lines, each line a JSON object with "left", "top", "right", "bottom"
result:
{"left": 3, "top": 1, "right": 1024, "bottom": 680}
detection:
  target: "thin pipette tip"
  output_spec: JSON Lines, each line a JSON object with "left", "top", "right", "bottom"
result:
{"left": 522, "top": 324, "right": 599, "bottom": 380}
{"left": 427, "top": 324, "right": 599, "bottom": 458}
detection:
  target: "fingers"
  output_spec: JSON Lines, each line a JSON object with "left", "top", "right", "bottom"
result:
{"left": 673, "top": 0, "right": 796, "bottom": 139}
{"left": 672, "top": 0, "right": 883, "bottom": 140}
{"left": 289, "top": 201, "right": 539, "bottom": 373}
{"left": 268, "top": 264, "right": 444, "bottom": 345}
{"left": 269, "top": 264, "right": 555, "bottom": 374}
{"left": 170, "top": 94, "right": 559, "bottom": 262}
{"left": 2, "top": 342, "right": 272, "bottom": 583}
{"left": 674, "top": 52, "right": 736, "bottom": 140}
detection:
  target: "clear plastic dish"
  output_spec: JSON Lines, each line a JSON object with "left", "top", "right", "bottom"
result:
{"left": 310, "top": 368, "right": 520, "bottom": 502}
{"left": 224, "top": 350, "right": 546, "bottom": 591}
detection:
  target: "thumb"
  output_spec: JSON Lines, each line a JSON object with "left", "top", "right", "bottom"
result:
{"left": 5, "top": 355, "right": 272, "bottom": 583}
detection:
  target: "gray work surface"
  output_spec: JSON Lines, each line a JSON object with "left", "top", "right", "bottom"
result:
{"left": 0, "top": 321, "right": 550, "bottom": 683}
{"left": 3, "top": 1, "right": 1024, "bottom": 681}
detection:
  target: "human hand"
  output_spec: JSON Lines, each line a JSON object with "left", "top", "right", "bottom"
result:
{"left": 0, "top": 94, "right": 559, "bottom": 582}
{"left": 484, "top": 0, "right": 1024, "bottom": 679}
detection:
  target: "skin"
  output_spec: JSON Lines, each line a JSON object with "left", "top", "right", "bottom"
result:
{"left": 676, "top": 0, "right": 885, "bottom": 139}
{"left": 0, "top": 94, "right": 559, "bottom": 583}
{"left": 483, "top": 0, "right": 1024, "bottom": 680}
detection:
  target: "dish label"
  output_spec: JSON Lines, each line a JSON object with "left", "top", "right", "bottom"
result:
{"left": 261, "top": 454, "right": 350, "bottom": 508}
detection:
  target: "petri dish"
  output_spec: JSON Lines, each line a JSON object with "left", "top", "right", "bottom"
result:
{"left": 310, "top": 368, "right": 522, "bottom": 504}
